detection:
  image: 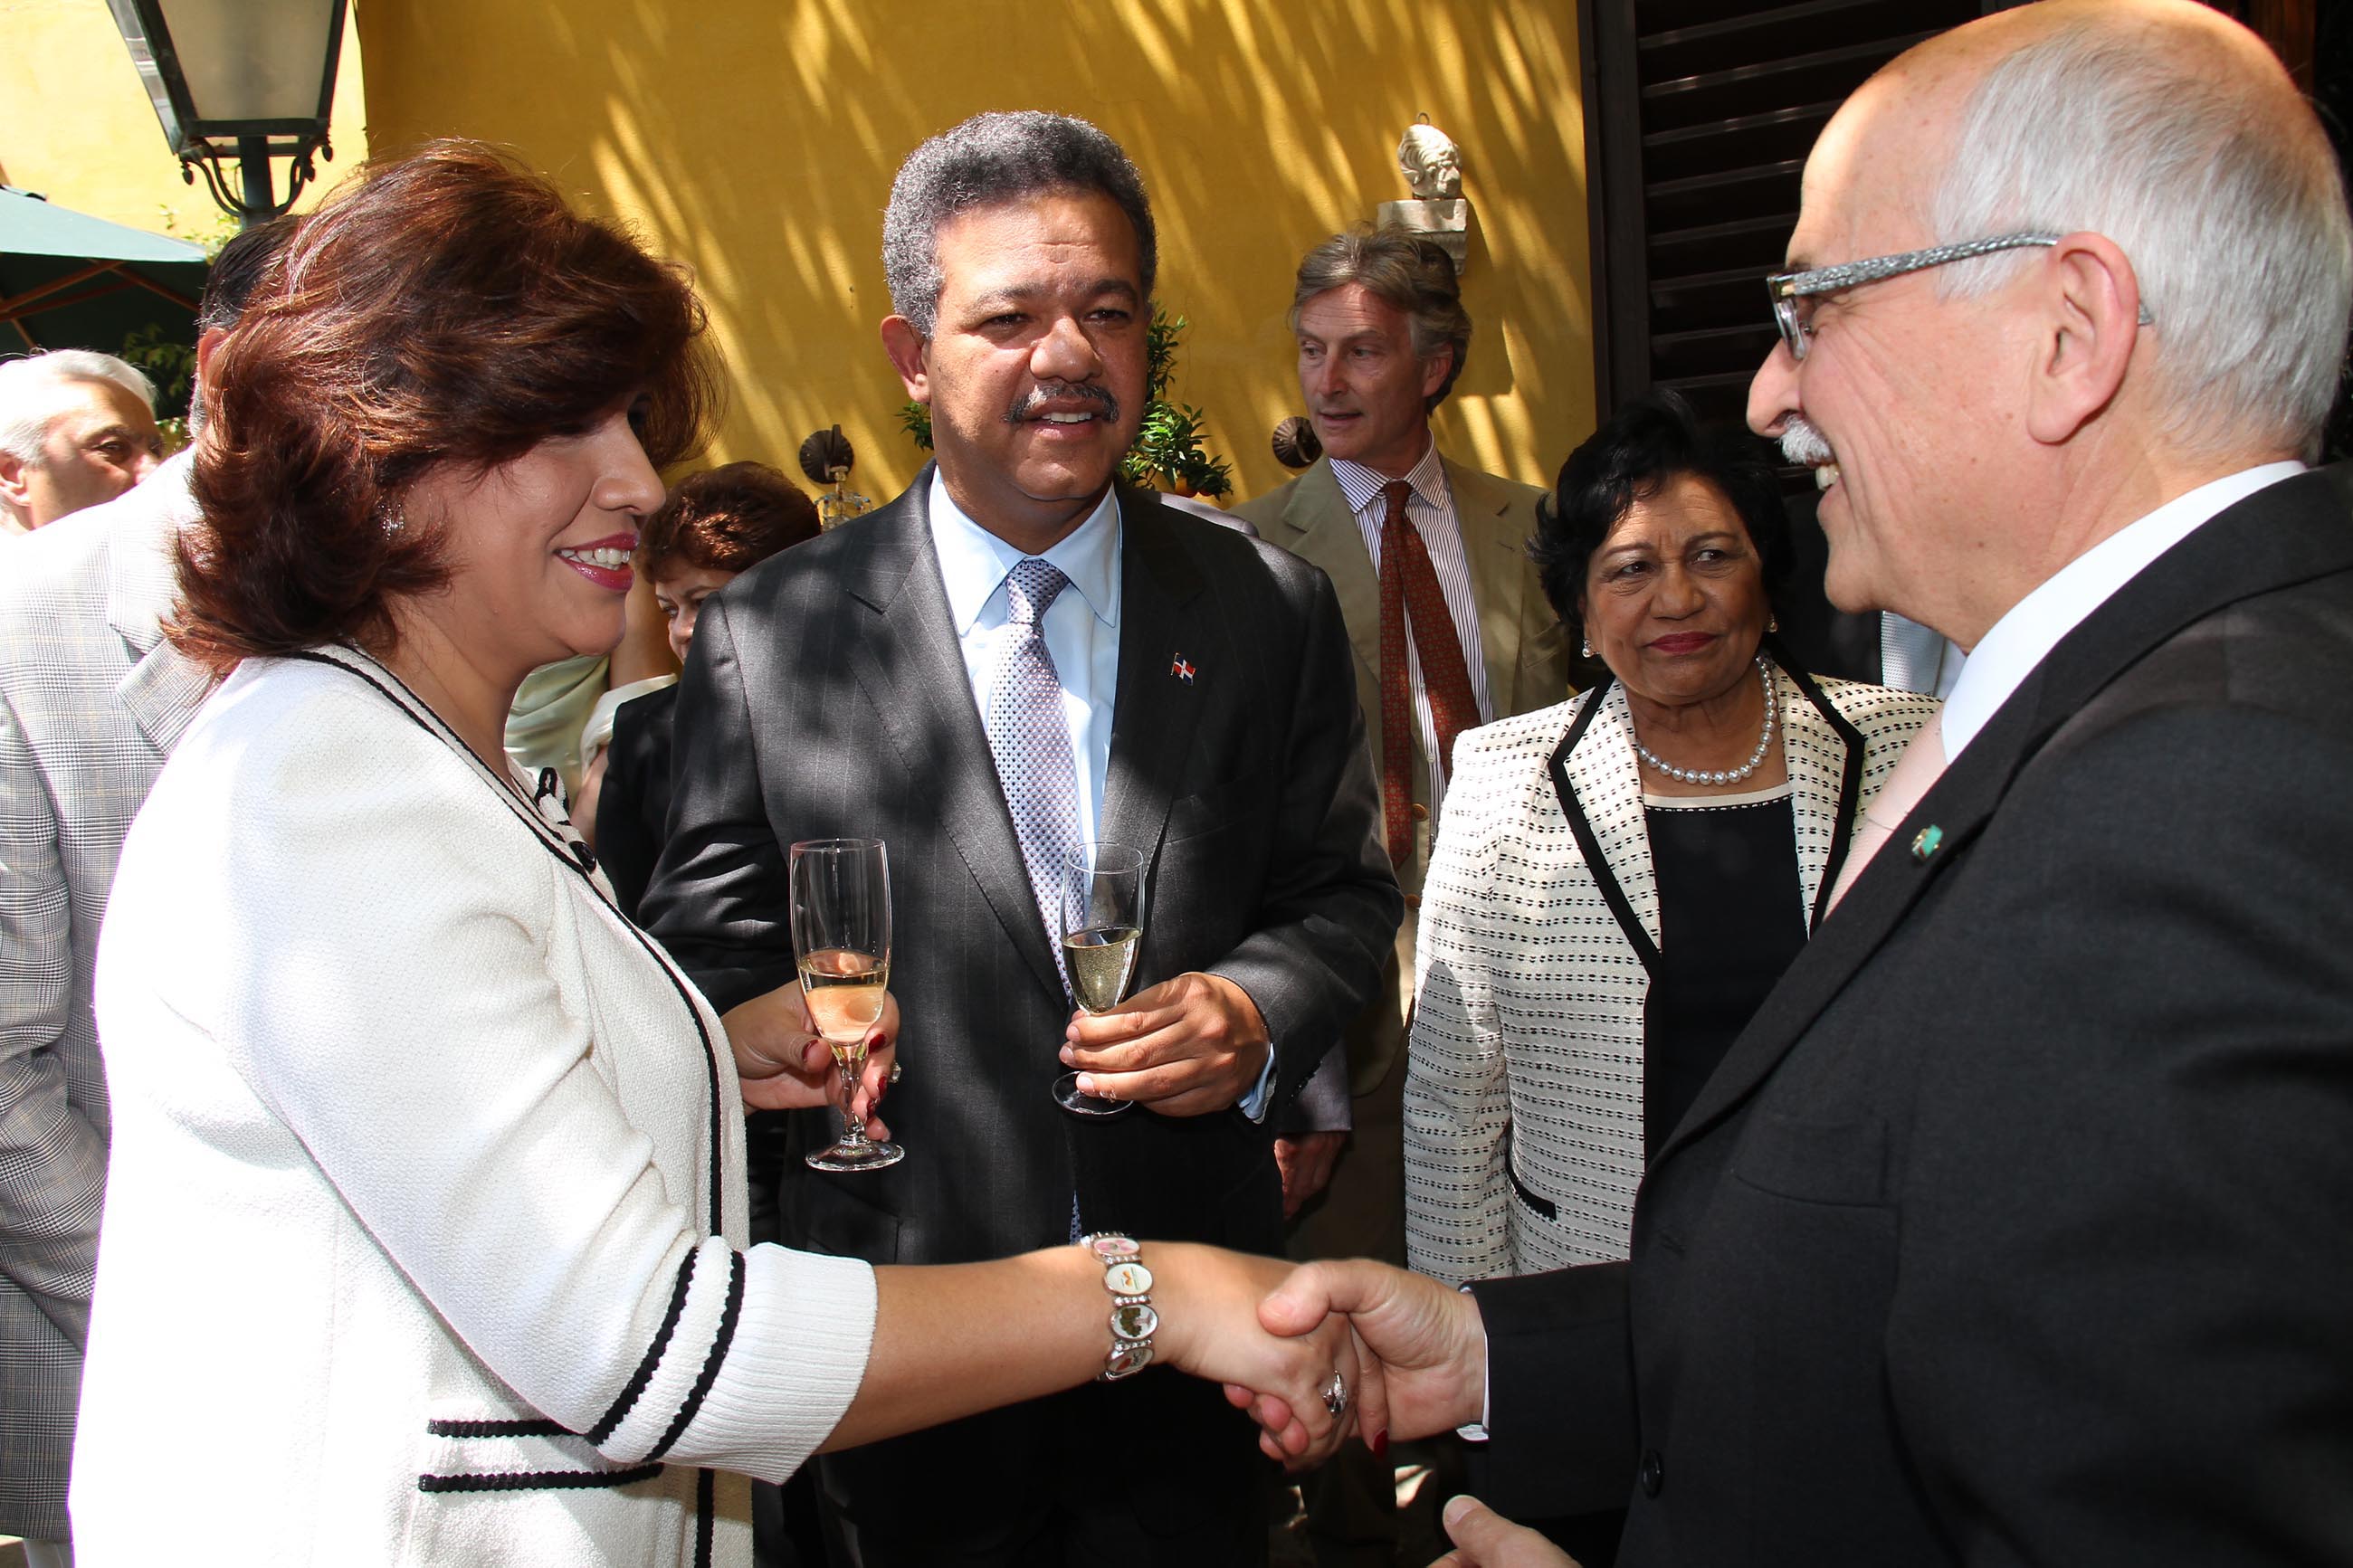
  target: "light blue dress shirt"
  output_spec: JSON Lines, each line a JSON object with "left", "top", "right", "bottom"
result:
{"left": 924, "top": 470, "right": 1274, "bottom": 1119}
{"left": 928, "top": 469, "right": 1121, "bottom": 841}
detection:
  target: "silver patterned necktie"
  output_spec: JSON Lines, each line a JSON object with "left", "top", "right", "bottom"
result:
{"left": 984, "top": 557, "right": 1079, "bottom": 995}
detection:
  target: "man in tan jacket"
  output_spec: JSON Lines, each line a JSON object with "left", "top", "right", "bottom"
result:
{"left": 1234, "top": 225, "right": 1570, "bottom": 1567}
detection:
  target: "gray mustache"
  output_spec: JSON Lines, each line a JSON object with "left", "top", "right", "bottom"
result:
{"left": 1779, "top": 416, "right": 1835, "bottom": 467}
{"left": 1006, "top": 383, "right": 1121, "bottom": 425}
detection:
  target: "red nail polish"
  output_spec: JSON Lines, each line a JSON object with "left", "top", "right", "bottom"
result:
{"left": 1369, "top": 1429, "right": 1389, "bottom": 1460}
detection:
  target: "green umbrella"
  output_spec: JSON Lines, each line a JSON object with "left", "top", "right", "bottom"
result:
{"left": 0, "top": 185, "right": 208, "bottom": 415}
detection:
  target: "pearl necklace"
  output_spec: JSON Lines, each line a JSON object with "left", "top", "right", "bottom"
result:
{"left": 1631, "top": 657, "right": 1777, "bottom": 786}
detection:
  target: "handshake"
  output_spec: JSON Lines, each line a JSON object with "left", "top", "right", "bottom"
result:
{"left": 1158, "top": 1249, "right": 1580, "bottom": 1568}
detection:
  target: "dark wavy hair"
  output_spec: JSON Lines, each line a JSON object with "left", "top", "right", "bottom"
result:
{"left": 173, "top": 139, "right": 718, "bottom": 672}
{"left": 640, "top": 461, "right": 821, "bottom": 582}
{"left": 881, "top": 111, "right": 1156, "bottom": 337}
{"left": 1530, "top": 389, "right": 1791, "bottom": 646}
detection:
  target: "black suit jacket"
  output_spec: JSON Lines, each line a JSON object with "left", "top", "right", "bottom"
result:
{"left": 594, "top": 681, "right": 677, "bottom": 922}
{"left": 1472, "top": 468, "right": 2353, "bottom": 1564}
{"left": 643, "top": 472, "right": 1400, "bottom": 1267}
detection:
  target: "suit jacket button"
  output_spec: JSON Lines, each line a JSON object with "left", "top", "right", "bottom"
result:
{"left": 1638, "top": 1449, "right": 1663, "bottom": 1497}
{"left": 1403, "top": 893, "right": 1422, "bottom": 910}
{"left": 1410, "top": 802, "right": 1430, "bottom": 822}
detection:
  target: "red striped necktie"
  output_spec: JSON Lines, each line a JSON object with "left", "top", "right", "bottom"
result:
{"left": 1377, "top": 479, "right": 1479, "bottom": 870}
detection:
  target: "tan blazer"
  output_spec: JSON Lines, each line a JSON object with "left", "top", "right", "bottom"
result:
{"left": 1234, "top": 453, "right": 1571, "bottom": 1095}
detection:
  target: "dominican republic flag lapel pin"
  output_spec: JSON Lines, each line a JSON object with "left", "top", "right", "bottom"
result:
{"left": 1170, "top": 654, "right": 1196, "bottom": 684}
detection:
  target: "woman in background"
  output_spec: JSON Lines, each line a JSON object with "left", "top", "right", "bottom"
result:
{"left": 73, "top": 141, "right": 1354, "bottom": 1567}
{"left": 1406, "top": 391, "right": 1938, "bottom": 1280}
{"left": 595, "top": 461, "right": 821, "bottom": 918}
{"left": 1402, "top": 393, "right": 1936, "bottom": 1561}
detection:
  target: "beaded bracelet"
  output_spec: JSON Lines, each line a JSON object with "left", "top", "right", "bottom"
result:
{"left": 1080, "top": 1232, "right": 1157, "bottom": 1381}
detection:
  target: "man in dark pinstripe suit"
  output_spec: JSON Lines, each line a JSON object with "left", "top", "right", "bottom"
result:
{"left": 0, "top": 222, "right": 287, "bottom": 1559}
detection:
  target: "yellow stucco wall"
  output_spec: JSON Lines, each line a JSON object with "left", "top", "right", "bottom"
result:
{"left": 0, "top": 0, "right": 368, "bottom": 242}
{"left": 353, "top": 0, "right": 1592, "bottom": 504}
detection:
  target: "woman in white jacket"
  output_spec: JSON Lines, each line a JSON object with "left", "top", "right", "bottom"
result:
{"left": 71, "top": 142, "right": 1352, "bottom": 1567}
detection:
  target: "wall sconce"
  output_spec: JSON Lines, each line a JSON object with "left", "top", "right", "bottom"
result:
{"left": 798, "top": 425, "right": 873, "bottom": 529}
{"left": 103, "top": 0, "right": 349, "bottom": 229}
{"left": 1272, "top": 415, "right": 1322, "bottom": 471}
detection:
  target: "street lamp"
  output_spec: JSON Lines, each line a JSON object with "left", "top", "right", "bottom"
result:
{"left": 104, "top": 0, "right": 350, "bottom": 230}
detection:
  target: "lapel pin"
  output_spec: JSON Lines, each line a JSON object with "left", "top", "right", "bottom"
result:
{"left": 1171, "top": 654, "right": 1196, "bottom": 684}
{"left": 1910, "top": 824, "right": 1944, "bottom": 862}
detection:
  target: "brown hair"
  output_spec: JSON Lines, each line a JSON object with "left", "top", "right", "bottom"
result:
{"left": 640, "top": 461, "right": 821, "bottom": 583}
{"left": 174, "top": 139, "right": 718, "bottom": 670}
{"left": 1287, "top": 226, "right": 1471, "bottom": 411}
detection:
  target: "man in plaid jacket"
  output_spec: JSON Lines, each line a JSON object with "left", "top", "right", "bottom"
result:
{"left": 0, "top": 221, "right": 287, "bottom": 1557}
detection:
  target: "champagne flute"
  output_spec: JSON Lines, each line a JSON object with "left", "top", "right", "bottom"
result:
{"left": 1053, "top": 841, "right": 1147, "bottom": 1118}
{"left": 790, "top": 838, "right": 903, "bottom": 1172}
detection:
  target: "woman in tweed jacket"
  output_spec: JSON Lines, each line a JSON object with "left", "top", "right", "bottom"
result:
{"left": 1405, "top": 394, "right": 1939, "bottom": 1293}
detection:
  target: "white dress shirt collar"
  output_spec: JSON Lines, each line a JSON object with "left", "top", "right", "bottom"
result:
{"left": 1329, "top": 436, "right": 1449, "bottom": 518}
{"left": 929, "top": 468, "right": 1121, "bottom": 635}
{"left": 1939, "top": 461, "right": 2306, "bottom": 758}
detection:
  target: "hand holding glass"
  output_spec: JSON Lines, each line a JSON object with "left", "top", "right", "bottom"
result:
{"left": 1053, "top": 841, "right": 1146, "bottom": 1117}
{"left": 790, "top": 838, "right": 903, "bottom": 1171}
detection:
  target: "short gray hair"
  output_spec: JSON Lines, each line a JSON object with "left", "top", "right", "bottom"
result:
{"left": 881, "top": 111, "right": 1157, "bottom": 338}
{"left": 1928, "top": 16, "right": 2353, "bottom": 462}
{"left": 1288, "top": 227, "right": 1472, "bottom": 410}
{"left": 0, "top": 350, "right": 157, "bottom": 465}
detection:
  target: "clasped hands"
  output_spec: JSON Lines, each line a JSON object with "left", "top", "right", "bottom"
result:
{"left": 1156, "top": 1253, "right": 1491, "bottom": 1471}
{"left": 1229, "top": 1259, "right": 1579, "bottom": 1568}
{"left": 723, "top": 984, "right": 1563, "bottom": 1563}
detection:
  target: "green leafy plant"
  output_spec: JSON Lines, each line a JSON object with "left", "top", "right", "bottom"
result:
{"left": 1121, "top": 309, "right": 1234, "bottom": 499}
{"left": 897, "top": 304, "right": 1234, "bottom": 499}
{"left": 119, "top": 322, "right": 198, "bottom": 453}
{"left": 898, "top": 396, "right": 935, "bottom": 452}
{"left": 158, "top": 205, "right": 242, "bottom": 259}
{"left": 112, "top": 210, "right": 239, "bottom": 455}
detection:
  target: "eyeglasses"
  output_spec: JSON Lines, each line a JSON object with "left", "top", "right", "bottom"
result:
{"left": 1767, "top": 232, "right": 2153, "bottom": 361}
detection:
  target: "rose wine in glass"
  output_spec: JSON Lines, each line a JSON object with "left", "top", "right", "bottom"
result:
{"left": 790, "top": 838, "right": 903, "bottom": 1171}
{"left": 1053, "top": 841, "right": 1146, "bottom": 1117}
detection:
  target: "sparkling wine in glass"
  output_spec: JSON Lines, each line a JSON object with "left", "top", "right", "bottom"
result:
{"left": 790, "top": 838, "right": 903, "bottom": 1172}
{"left": 1053, "top": 841, "right": 1146, "bottom": 1118}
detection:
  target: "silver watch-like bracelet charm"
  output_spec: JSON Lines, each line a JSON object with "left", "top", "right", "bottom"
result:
{"left": 1081, "top": 1231, "right": 1157, "bottom": 1381}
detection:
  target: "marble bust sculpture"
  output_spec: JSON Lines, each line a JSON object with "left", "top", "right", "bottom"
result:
{"left": 1379, "top": 119, "right": 1470, "bottom": 271}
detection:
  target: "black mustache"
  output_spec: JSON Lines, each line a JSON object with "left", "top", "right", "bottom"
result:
{"left": 1005, "top": 383, "right": 1121, "bottom": 424}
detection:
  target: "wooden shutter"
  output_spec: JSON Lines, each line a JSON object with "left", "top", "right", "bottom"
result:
{"left": 1580, "top": 0, "right": 1991, "bottom": 429}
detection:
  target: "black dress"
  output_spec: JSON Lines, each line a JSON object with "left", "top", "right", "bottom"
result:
{"left": 1641, "top": 784, "right": 1809, "bottom": 1158}
{"left": 1534, "top": 784, "right": 1812, "bottom": 1568}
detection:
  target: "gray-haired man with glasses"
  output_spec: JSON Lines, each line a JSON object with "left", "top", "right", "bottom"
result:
{"left": 1770, "top": 230, "right": 2158, "bottom": 698}
{"left": 1234, "top": 4, "right": 2353, "bottom": 1564}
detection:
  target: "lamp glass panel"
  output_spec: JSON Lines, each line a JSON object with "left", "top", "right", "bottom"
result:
{"left": 156, "top": 0, "right": 338, "bottom": 122}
